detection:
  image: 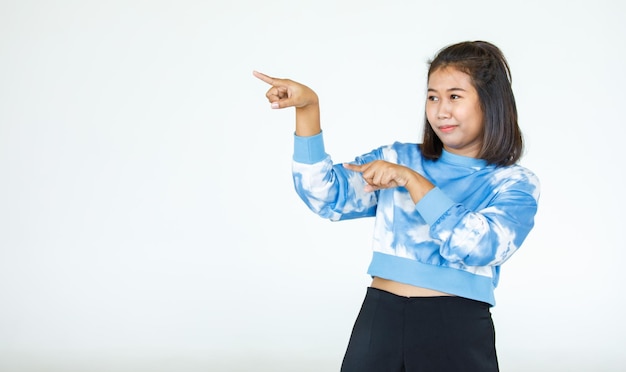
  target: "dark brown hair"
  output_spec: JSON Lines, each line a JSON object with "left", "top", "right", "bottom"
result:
{"left": 420, "top": 41, "right": 523, "bottom": 166}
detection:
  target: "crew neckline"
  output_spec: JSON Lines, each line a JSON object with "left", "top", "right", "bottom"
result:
{"left": 439, "top": 149, "right": 489, "bottom": 169}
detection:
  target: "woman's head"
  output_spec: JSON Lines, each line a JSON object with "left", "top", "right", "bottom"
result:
{"left": 420, "top": 41, "right": 523, "bottom": 166}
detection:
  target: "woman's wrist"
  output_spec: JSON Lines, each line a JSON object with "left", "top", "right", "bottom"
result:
{"left": 295, "top": 103, "right": 321, "bottom": 136}
{"left": 405, "top": 172, "right": 435, "bottom": 204}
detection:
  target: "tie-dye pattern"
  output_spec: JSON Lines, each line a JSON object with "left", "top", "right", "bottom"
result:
{"left": 292, "top": 138, "right": 540, "bottom": 306}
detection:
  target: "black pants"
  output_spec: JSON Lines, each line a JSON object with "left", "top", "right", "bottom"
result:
{"left": 341, "top": 287, "right": 499, "bottom": 372}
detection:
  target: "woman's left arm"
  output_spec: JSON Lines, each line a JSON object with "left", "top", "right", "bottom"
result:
{"left": 423, "top": 173, "right": 540, "bottom": 266}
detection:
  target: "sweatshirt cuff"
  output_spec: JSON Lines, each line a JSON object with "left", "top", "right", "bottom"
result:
{"left": 415, "top": 187, "right": 456, "bottom": 225}
{"left": 293, "top": 131, "right": 327, "bottom": 164}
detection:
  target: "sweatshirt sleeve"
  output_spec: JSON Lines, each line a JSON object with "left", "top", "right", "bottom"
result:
{"left": 415, "top": 187, "right": 456, "bottom": 225}
{"left": 293, "top": 131, "right": 327, "bottom": 164}
{"left": 417, "top": 168, "right": 540, "bottom": 267}
{"left": 292, "top": 132, "right": 378, "bottom": 221}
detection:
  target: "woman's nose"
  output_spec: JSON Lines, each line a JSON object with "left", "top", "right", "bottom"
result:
{"left": 437, "top": 102, "right": 451, "bottom": 119}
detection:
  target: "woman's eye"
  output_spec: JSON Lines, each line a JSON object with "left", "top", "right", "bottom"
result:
{"left": 428, "top": 96, "right": 439, "bottom": 101}
{"left": 450, "top": 94, "right": 460, "bottom": 100}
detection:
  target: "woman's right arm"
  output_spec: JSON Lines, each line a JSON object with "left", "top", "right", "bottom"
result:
{"left": 254, "top": 71, "right": 378, "bottom": 221}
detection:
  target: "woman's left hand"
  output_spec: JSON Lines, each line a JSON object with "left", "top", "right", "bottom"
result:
{"left": 343, "top": 161, "right": 414, "bottom": 192}
{"left": 343, "top": 161, "right": 435, "bottom": 202}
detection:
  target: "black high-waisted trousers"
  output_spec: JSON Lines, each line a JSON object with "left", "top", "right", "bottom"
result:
{"left": 340, "top": 287, "right": 499, "bottom": 372}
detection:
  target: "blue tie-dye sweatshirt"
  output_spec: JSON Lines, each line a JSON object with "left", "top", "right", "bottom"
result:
{"left": 292, "top": 132, "right": 540, "bottom": 306}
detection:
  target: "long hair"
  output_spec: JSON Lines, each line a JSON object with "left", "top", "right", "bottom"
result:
{"left": 420, "top": 41, "right": 523, "bottom": 166}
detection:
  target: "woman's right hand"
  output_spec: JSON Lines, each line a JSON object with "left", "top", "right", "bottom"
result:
{"left": 253, "top": 71, "right": 319, "bottom": 110}
{"left": 254, "top": 70, "right": 321, "bottom": 136}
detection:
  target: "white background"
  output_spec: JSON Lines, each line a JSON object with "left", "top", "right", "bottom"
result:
{"left": 1, "top": 1, "right": 625, "bottom": 371}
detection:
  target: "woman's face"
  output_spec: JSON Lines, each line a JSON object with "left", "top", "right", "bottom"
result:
{"left": 426, "top": 67, "right": 484, "bottom": 158}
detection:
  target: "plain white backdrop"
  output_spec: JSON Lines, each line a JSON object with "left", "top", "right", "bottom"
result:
{"left": 1, "top": 0, "right": 625, "bottom": 371}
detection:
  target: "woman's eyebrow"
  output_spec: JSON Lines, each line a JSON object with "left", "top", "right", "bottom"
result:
{"left": 427, "top": 87, "right": 467, "bottom": 92}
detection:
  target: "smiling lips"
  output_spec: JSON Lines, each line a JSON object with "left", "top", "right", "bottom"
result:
{"left": 438, "top": 125, "right": 458, "bottom": 133}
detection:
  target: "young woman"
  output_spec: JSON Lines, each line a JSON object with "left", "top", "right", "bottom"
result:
{"left": 254, "top": 40, "right": 540, "bottom": 372}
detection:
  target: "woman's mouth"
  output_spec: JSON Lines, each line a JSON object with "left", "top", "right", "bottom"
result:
{"left": 438, "top": 125, "right": 457, "bottom": 133}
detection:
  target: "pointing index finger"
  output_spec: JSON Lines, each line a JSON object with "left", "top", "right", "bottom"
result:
{"left": 343, "top": 163, "right": 364, "bottom": 172}
{"left": 253, "top": 70, "right": 276, "bottom": 86}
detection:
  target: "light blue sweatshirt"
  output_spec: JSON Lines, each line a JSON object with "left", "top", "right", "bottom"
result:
{"left": 292, "top": 132, "right": 540, "bottom": 306}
